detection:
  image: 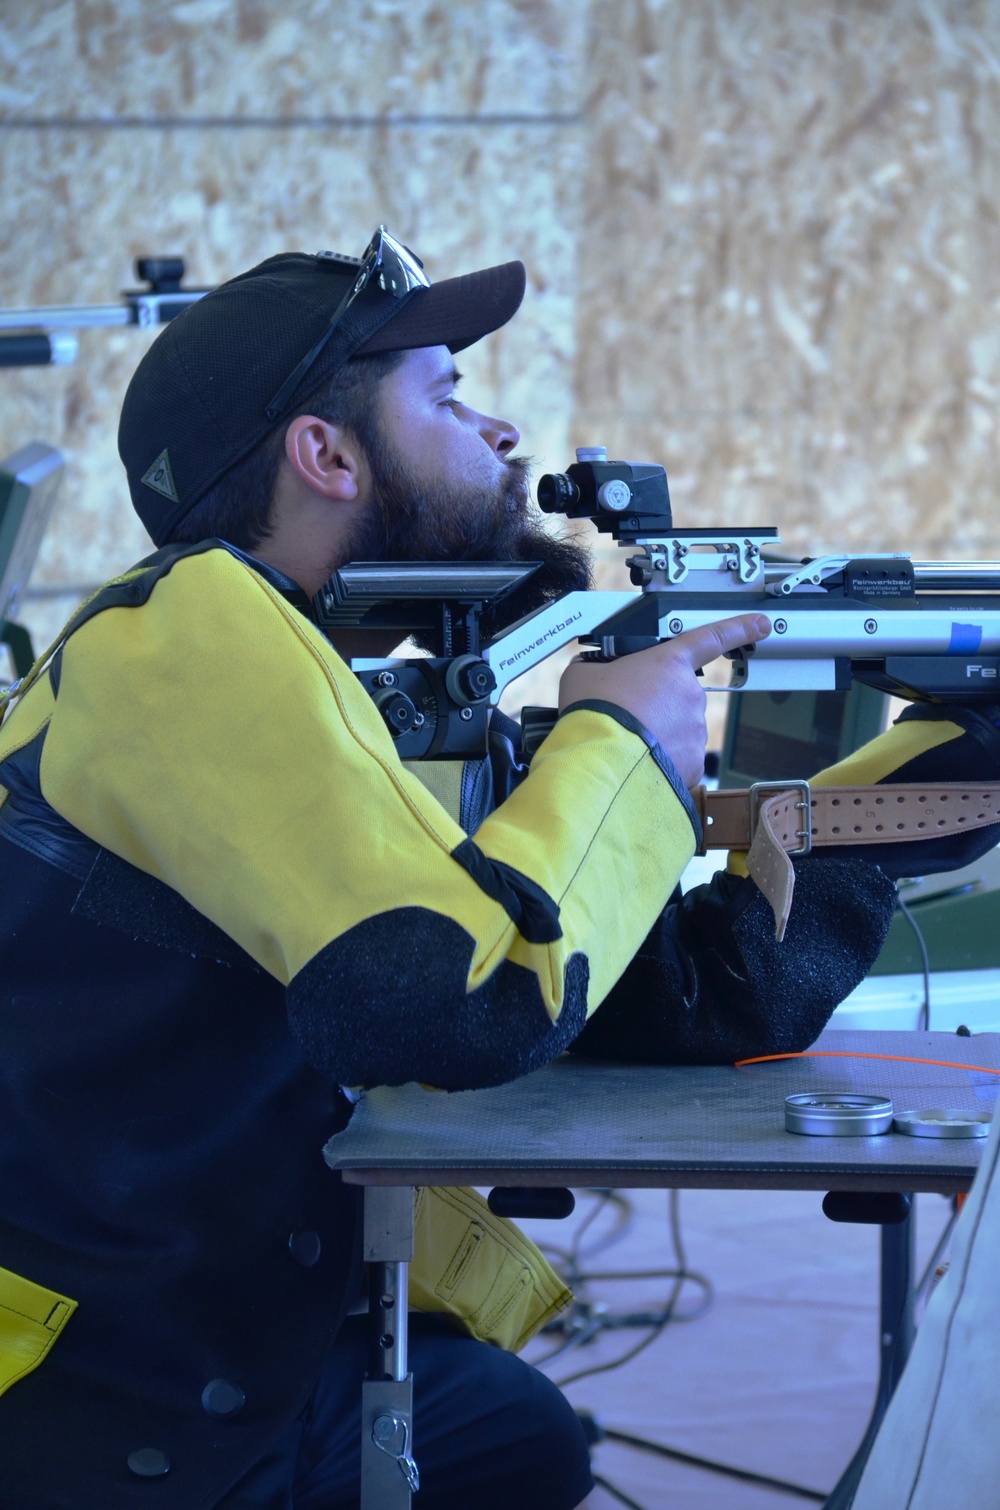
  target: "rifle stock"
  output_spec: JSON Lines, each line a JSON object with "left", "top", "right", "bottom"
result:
{"left": 484, "top": 564, "right": 1000, "bottom": 703}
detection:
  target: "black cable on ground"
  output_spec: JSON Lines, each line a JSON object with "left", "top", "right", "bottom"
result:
{"left": 559, "top": 1194, "right": 829, "bottom": 1504}
{"left": 528, "top": 1191, "right": 629, "bottom": 1370}
{"left": 553, "top": 1189, "right": 692, "bottom": 1388}
{"left": 597, "top": 1423, "right": 828, "bottom": 1503}
{"left": 530, "top": 1187, "right": 711, "bottom": 1372}
{"left": 570, "top": 1267, "right": 713, "bottom": 1323}
{"left": 539, "top": 1188, "right": 636, "bottom": 1284}
{"left": 590, "top": 1471, "right": 650, "bottom": 1510}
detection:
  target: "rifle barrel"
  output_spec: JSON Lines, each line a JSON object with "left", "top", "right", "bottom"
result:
{"left": 0, "top": 290, "right": 207, "bottom": 333}
{"left": 912, "top": 562, "right": 1000, "bottom": 591}
{"left": 0, "top": 305, "right": 131, "bottom": 331}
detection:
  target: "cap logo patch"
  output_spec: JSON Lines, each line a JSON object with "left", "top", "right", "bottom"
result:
{"left": 141, "top": 448, "right": 179, "bottom": 503}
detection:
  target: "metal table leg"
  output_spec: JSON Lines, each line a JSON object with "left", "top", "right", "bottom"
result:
{"left": 823, "top": 1201, "right": 915, "bottom": 1510}
{"left": 360, "top": 1186, "right": 417, "bottom": 1510}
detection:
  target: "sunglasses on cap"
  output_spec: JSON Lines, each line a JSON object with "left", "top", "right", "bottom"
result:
{"left": 264, "top": 225, "right": 429, "bottom": 422}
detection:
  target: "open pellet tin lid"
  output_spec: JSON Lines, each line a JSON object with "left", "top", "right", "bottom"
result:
{"left": 893, "top": 1108, "right": 993, "bottom": 1139}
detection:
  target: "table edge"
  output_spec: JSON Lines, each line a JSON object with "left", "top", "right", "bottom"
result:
{"left": 337, "top": 1166, "right": 973, "bottom": 1194}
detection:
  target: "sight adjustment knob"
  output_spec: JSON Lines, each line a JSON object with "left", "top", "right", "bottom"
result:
{"left": 597, "top": 478, "right": 632, "bottom": 512}
{"left": 372, "top": 686, "right": 420, "bottom": 736}
{"left": 445, "top": 654, "right": 497, "bottom": 707}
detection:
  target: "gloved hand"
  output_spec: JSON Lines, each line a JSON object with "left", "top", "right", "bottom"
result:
{"left": 569, "top": 701, "right": 1000, "bottom": 1068}
{"left": 568, "top": 854, "right": 898, "bottom": 1065}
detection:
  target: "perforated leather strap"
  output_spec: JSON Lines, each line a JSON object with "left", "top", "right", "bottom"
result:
{"left": 691, "top": 782, "right": 1000, "bottom": 941}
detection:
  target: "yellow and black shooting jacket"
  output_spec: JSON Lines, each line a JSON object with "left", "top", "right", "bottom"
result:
{"left": 1, "top": 538, "right": 977, "bottom": 1508}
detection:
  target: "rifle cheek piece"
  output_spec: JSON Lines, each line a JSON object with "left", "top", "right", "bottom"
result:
{"left": 313, "top": 561, "right": 534, "bottom": 760}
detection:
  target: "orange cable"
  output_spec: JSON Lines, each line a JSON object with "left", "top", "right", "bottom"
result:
{"left": 734, "top": 1050, "right": 1000, "bottom": 1076}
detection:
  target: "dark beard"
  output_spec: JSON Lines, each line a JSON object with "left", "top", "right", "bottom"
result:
{"left": 340, "top": 448, "right": 593, "bottom": 646}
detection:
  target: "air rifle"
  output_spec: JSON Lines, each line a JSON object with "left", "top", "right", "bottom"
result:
{"left": 324, "top": 447, "right": 1000, "bottom": 759}
{"left": 0, "top": 258, "right": 209, "bottom": 368}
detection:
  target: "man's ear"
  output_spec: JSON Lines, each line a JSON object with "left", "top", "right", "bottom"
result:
{"left": 284, "top": 415, "right": 363, "bottom": 501}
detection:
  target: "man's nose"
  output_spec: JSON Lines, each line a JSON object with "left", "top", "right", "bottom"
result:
{"left": 476, "top": 412, "right": 520, "bottom": 457}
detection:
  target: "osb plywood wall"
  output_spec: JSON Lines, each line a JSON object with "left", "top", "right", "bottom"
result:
{"left": 578, "top": 0, "right": 1000, "bottom": 568}
{"left": 0, "top": 0, "right": 587, "bottom": 665}
{"left": 2, "top": 0, "right": 999, "bottom": 707}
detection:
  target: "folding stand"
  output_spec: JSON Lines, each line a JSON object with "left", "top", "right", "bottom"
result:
{"left": 327, "top": 1038, "right": 992, "bottom": 1510}
{"left": 822, "top": 1196, "right": 915, "bottom": 1510}
{"left": 361, "top": 1186, "right": 418, "bottom": 1509}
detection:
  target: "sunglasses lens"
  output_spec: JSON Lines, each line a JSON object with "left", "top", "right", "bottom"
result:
{"left": 264, "top": 227, "right": 429, "bottom": 418}
{"left": 374, "top": 230, "right": 430, "bottom": 299}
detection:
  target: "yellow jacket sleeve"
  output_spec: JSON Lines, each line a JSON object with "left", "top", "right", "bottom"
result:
{"left": 14, "top": 544, "right": 702, "bottom": 1090}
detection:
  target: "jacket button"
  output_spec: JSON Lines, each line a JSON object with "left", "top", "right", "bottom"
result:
{"left": 201, "top": 1378, "right": 246, "bottom": 1417}
{"left": 127, "top": 1448, "right": 171, "bottom": 1477}
{"left": 288, "top": 1229, "right": 321, "bottom": 1266}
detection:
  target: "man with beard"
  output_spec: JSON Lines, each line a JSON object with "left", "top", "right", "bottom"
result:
{"left": 0, "top": 231, "right": 901, "bottom": 1510}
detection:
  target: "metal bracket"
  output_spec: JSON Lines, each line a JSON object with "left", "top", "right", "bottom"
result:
{"left": 748, "top": 780, "right": 812, "bottom": 857}
{"left": 361, "top": 1188, "right": 417, "bottom": 1510}
{"left": 766, "top": 552, "right": 910, "bottom": 597}
{"left": 634, "top": 534, "right": 770, "bottom": 587}
{"left": 363, "top": 1185, "right": 415, "bottom": 1263}
{"left": 372, "top": 1407, "right": 419, "bottom": 1492}
{"left": 362, "top": 1377, "right": 418, "bottom": 1508}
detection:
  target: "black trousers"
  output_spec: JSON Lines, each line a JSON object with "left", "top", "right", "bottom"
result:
{"left": 215, "top": 1314, "right": 594, "bottom": 1510}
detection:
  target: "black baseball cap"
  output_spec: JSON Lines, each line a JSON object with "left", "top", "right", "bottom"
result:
{"left": 118, "top": 237, "right": 526, "bottom": 545}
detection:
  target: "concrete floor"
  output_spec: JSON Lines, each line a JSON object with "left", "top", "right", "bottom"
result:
{"left": 518, "top": 1187, "right": 953, "bottom": 1510}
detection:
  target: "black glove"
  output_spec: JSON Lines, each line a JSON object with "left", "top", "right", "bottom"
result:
{"left": 568, "top": 855, "right": 897, "bottom": 1066}
{"left": 570, "top": 701, "right": 1000, "bottom": 1068}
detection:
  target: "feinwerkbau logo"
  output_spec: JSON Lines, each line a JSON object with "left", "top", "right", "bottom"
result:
{"left": 497, "top": 609, "right": 584, "bottom": 669}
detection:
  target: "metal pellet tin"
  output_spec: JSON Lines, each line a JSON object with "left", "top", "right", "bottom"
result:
{"left": 785, "top": 1093, "right": 894, "bottom": 1136}
{"left": 893, "top": 1109, "right": 993, "bottom": 1139}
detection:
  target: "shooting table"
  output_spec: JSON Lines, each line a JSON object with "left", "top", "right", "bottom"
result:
{"left": 323, "top": 1029, "right": 1000, "bottom": 1509}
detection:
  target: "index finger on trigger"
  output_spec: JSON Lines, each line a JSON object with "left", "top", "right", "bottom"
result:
{"left": 666, "top": 614, "right": 772, "bottom": 672}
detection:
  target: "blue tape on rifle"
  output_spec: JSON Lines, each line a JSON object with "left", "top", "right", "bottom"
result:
{"left": 948, "top": 623, "right": 983, "bottom": 654}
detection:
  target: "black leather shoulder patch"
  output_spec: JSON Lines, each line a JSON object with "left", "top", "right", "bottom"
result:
{"left": 0, "top": 726, "right": 99, "bottom": 881}
{"left": 287, "top": 907, "right": 588, "bottom": 1090}
{"left": 73, "top": 847, "right": 261, "bottom": 972}
{"left": 450, "top": 838, "right": 562, "bottom": 943}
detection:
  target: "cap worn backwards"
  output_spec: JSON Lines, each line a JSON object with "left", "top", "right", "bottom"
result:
{"left": 118, "top": 246, "right": 526, "bottom": 546}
